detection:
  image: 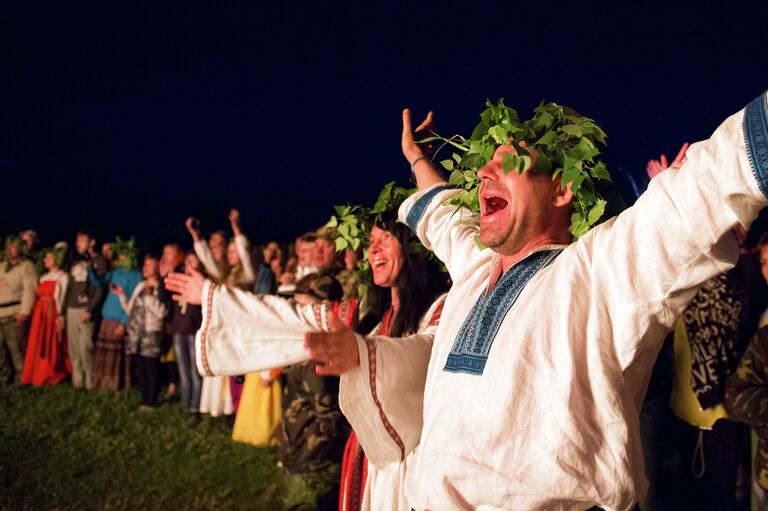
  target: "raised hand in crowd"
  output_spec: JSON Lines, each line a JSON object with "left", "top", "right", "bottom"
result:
{"left": 229, "top": 209, "right": 242, "bottom": 237}
{"left": 646, "top": 142, "right": 690, "bottom": 179}
{"left": 185, "top": 217, "right": 201, "bottom": 241}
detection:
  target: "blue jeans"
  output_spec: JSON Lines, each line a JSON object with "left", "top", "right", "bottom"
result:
{"left": 173, "top": 334, "right": 202, "bottom": 409}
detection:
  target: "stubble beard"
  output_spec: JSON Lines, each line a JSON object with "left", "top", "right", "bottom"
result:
{"left": 479, "top": 219, "right": 519, "bottom": 255}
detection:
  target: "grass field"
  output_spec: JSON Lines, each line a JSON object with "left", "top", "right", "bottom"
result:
{"left": 0, "top": 384, "right": 280, "bottom": 510}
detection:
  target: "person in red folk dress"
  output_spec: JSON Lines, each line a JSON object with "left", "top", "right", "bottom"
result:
{"left": 21, "top": 246, "right": 70, "bottom": 386}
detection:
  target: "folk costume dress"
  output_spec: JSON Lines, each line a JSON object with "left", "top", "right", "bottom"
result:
{"left": 338, "top": 298, "right": 445, "bottom": 511}
{"left": 21, "top": 271, "right": 69, "bottom": 386}
{"left": 198, "top": 374, "right": 233, "bottom": 416}
{"left": 345, "top": 93, "right": 768, "bottom": 511}
{"left": 231, "top": 368, "right": 283, "bottom": 446}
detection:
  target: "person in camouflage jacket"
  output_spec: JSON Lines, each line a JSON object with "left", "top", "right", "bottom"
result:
{"left": 278, "top": 361, "right": 349, "bottom": 511}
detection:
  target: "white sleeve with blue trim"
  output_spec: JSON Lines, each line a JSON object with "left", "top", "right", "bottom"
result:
{"left": 398, "top": 183, "right": 482, "bottom": 280}
{"left": 583, "top": 91, "right": 768, "bottom": 368}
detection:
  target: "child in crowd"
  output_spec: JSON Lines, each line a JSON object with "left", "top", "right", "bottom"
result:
{"left": 118, "top": 254, "right": 169, "bottom": 411}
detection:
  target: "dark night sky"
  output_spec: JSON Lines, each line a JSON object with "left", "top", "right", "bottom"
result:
{"left": 3, "top": 1, "right": 768, "bottom": 250}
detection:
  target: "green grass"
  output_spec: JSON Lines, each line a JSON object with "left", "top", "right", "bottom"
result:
{"left": 0, "top": 384, "right": 280, "bottom": 510}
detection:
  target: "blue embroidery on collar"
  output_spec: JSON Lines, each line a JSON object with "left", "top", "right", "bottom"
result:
{"left": 744, "top": 93, "right": 768, "bottom": 199}
{"left": 443, "top": 248, "right": 563, "bottom": 376}
{"left": 406, "top": 185, "right": 450, "bottom": 232}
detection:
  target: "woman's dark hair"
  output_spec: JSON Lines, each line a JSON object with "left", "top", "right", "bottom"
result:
{"left": 357, "top": 213, "right": 449, "bottom": 337}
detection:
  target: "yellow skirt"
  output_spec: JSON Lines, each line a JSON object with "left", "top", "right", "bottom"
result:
{"left": 232, "top": 372, "right": 282, "bottom": 447}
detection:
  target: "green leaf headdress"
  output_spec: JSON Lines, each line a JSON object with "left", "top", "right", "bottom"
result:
{"left": 3, "top": 234, "right": 29, "bottom": 267}
{"left": 423, "top": 99, "right": 616, "bottom": 239}
{"left": 36, "top": 245, "right": 67, "bottom": 275}
{"left": 326, "top": 182, "right": 418, "bottom": 297}
{"left": 114, "top": 236, "right": 138, "bottom": 269}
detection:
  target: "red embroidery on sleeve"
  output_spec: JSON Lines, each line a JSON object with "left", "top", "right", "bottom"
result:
{"left": 199, "top": 283, "right": 217, "bottom": 376}
{"left": 428, "top": 302, "right": 445, "bottom": 327}
{"left": 363, "top": 307, "right": 405, "bottom": 459}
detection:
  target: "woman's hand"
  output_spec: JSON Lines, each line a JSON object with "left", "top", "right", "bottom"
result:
{"left": 304, "top": 311, "right": 360, "bottom": 376}
{"left": 164, "top": 269, "right": 205, "bottom": 305}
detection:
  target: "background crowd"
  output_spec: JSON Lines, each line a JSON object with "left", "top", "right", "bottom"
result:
{"left": 5, "top": 149, "right": 768, "bottom": 511}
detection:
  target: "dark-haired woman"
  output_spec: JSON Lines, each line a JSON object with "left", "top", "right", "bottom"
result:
{"left": 334, "top": 219, "right": 446, "bottom": 511}
{"left": 165, "top": 215, "right": 448, "bottom": 511}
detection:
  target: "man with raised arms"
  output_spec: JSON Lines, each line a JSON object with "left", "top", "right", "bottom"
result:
{"left": 305, "top": 92, "right": 768, "bottom": 511}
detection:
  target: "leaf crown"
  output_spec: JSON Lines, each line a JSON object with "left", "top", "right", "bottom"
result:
{"left": 114, "top": 236, "right": 138, "bottom": 269}
{"left": 35, "top": 246, "right": 67, "bottom": 275}
{"left": 326, "top": 182, "right": 422, "bottom": 297}
{"left": 427, "top": 99, "right": 614, "bottom": 239}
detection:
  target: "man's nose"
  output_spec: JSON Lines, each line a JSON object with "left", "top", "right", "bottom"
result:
{"left": 476, "top": 163, "right": 497, "bottom": 181}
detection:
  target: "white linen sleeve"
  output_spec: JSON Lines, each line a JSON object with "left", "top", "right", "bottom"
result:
{"left": 19, "top": 262, "right": 38, "bottom": 316}
{"left": 586, "top": 92, "right": 768, "bottom": 367}
{"left": 55, "top": 273, "right": 69, "bottom": 315}
{"left": 398, "top": 183, "right": 483, "bottom": 280}
{"left": 193, "top": 239, "right": 221, "bottom": 279}
{"left": 234, "top": 234, "right": 256, "bottom": 284}
{"left": 339, "top": 295, "right": 445, "bottom": 468}
{"left": 195, "top": 279, "right": 333, "bottom": 377}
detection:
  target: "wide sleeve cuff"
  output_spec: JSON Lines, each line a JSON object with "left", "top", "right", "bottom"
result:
{"left": 195, "top": 279, "right": 329, "bottom": 376}
{"left": 339, "top": 333, "right": 406, "bottom": 468}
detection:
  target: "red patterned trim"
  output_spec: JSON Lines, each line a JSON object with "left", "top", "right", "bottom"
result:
{"left": 364, "top": 308, "right": 406, "bottom": 460}
{"left": 199, "top": 283, "right": 217, "bottom": 376}
{"left": 428, "top": 302, "right": 445, "bottom": 327}
{"left": 312, "top": 303, "right": 326, "bottom": 331}
{"left": 334, "top": 298, "right": 359, "bottom": 329}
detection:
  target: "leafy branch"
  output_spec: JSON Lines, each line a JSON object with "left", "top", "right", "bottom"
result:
{"left": 421, "top": 99, "right": 613, "bottom": 239}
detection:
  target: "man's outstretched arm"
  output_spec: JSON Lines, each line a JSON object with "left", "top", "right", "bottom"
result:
{"left": 165, "top": 270, "right": 340, "bottom": 376}
{"left": 586, "top": 91, "right": 768, "bottom": 369}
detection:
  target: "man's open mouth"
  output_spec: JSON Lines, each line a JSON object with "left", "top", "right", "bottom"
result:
{"left": 483, "top": 196, "right": 509, "bottom": 217}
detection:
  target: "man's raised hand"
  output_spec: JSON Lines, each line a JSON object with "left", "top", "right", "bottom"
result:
{"left": 401, "top": 108, "right": 446, "bottom": 190}
{"left": 401, "top": 109, "right": 435, "bottom": 165}
{"left": 304, "top": 311, "right": 360, "bottom": 376}
{"left": 164, "top": 269, "right": 205, "bottom": 305}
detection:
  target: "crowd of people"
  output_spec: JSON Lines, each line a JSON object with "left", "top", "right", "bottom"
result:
{"left": 0, "top": 210, "right": 364, "bottom": 427}
{"left": 4, "top": 92, "right": 768, "bottom": 511}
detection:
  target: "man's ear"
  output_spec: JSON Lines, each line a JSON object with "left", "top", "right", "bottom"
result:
{"left": 553, "top": 178, "right": 574, "bottom": 208}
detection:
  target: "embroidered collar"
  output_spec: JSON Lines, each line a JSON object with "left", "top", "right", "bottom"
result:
{"left": 487, "top": 244, "right": 568, "bottom": 293}
{"left": 445, "top": 247, "right": 563, "bottom": 376}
